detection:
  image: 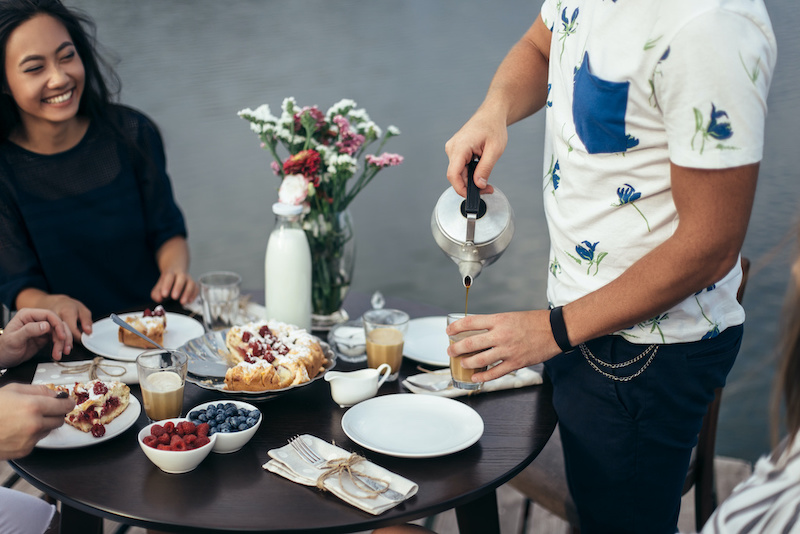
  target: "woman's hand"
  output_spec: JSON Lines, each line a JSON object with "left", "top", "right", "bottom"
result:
{"left": 0, "top": 308, "right": 73, "bottom": 366}
{"left": 151, "top": 270, "right": 198, "bottom": 306}
{"left": 446, "top": 310, "right": 561, "bottom": 383}
{"left": 15, "top": 289, "right": 92, "bottom": 341}
{"left": 152, "top": 236, "right": 198, "bottom": 305}
{"left": 0, "top": 384, "right": 75, "bottom": 460}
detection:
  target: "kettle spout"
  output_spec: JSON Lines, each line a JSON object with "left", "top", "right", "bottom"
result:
{"left": 458, "top": 261, "right": 483, "bottom": 288}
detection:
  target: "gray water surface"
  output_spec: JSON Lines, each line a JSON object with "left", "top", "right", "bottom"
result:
{"left": 71, "top": 0, "right": 800, "bottom": 463}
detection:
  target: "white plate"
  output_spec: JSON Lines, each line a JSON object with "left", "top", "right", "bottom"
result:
{"left": 342, "top": 394, "right": 483, "bottom": 458}
{"left": 36, "top": 396, "right": 141, "bottom": 449}
{"left": 404, "top": 316, "right": 449, "bottom": 367}
{"left": 81, "top": 313, "right": 205, "bottom": 361}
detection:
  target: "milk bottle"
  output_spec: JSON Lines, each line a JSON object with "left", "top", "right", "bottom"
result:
{"left": 265, "top": 203, "right": 312, "bottom": 331}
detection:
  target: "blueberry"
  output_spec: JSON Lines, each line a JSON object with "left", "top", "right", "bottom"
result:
{"left": 246, "top": 417, "right": 257, "bottom": 426}
{"left": 219, "top": 423, "right": 232, "bottom": 433}
{"left": 189, "top": 410, "right": 202, "bottom": 419}
{"left": 197, "top": 413, "right": 208, "bottom": 422}
{"left": 238, "top": 423, "right": 248, "bottom": 431}
{"left": 206, "top": 407, "right": 216, "bottom": 417}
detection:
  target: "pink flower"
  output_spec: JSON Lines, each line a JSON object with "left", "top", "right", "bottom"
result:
{"left": 271, "top": 161, "right": 282, "bottom": 176}
{"left": 366, "top": 153, "right": 404, "bottom": 168}
{"left": 333, "top": 115, "right": 365, "bottom": 155}
{"left": 278, "top": 174, "right": 310, "bottom": 205}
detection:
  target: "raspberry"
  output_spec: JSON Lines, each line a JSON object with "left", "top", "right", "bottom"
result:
{"left": 180, "top": 421, "right": 196, "bottom": 435}
{"left": 242, "top": 331, "right": 251, "bottom": 342}
{"left": 93, "top": 381, "right": 108, "bottom": 396}
{"left": 150, "top": 424, "right": 165, "bottom": 437}
{"left": 184, "top": 434, "right": 197, "bottom": 446}
{"left": 157, "top": 444, "right": 171, "bottom": 450}
{"left": 91, "top": 424, "right": 106, "bottom": 437}
{"left": 195, "top": 436, "right": 210, "bottom": 448}
{"left": 171, "top": 441, "right": 186, "bottom": 451}
{"left": 143, "top": 435, "right": 158, "bottom": 448}
{"left": 157, "top": 433, "right": 170, "bottom": 445}
{"left": 259, "top": 325, "right": 270, "bottom": 337}
{"left": 163, "top": 421, "right": 175, "bottom": 433}
{"left": 196, "top": 423, "right": 210, "bottom": 437}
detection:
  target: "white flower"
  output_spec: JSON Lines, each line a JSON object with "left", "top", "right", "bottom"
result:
{"left": 251, "top": 104, "right": 274, "bottom": 122}
{"left": 278, "top": 174, "right": 309, "bottom": 205}
{"left": 387, "top": 125, "right": 401, "bottom": 136}
{"left": 327, "top": 98, "right": 358, "bottom": 118}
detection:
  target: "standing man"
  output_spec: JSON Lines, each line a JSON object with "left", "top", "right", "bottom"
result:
{"left": 444, "top": 1, "right": 776, "bottom": 532}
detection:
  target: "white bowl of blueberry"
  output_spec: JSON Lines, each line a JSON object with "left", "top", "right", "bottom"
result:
{"left": 187, "top": 400, "right": 262, "bottom": 454}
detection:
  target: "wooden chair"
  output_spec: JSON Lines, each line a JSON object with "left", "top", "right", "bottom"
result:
{"left": 510, "top": 257, "right": 750, "bottom": 534}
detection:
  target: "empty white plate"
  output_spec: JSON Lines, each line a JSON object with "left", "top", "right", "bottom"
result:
{"left": 342, "top": 394, "right": 483, "bottom": 458}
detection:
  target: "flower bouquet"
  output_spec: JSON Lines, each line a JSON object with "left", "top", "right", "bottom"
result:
{"left": 238, "top": 98, "right": 403, "bottom": 326}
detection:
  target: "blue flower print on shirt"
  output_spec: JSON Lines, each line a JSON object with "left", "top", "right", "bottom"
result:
{"left": 640, "top": 313, "right": 669, "bottom": 343}
{"left": 558, "top": 7, "right": 579, "bottom": 62}
{"left": 544, "top": 156, "right": 561, "bottom": 195}
{"left": 626, "top": 134, "right": 640, "bottom": 149}
{"left": 692, "top": 103, "right": 736, "bottom": 154}
{"left": 694, "top": 284, "right": 716, "bottom": 296}
{"left": 695, "top": 294, "right": 720, "bottom": 339}
{"left": 648, "top": 46, "right": 670, "bottom": 107}
{"left": 549, "top": 259, "right": 562, "bottom": 278}
{"left": 614, "top": 183, "right": 651, "bottom": 232}
{"left": 566, "top": 240, "right": 607, "bottom": 275}
{"left": 547, "top": 83, "right": 553, "bottom": 108}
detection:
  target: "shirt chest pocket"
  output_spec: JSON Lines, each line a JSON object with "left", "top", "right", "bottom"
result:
{"left": 572, "top": 52, "right": 630, "bottom": 154}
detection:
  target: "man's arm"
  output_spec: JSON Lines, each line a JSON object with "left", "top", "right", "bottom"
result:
{"left": 444, "top": 15, "right": 552, "bottom": 195}
{"left": 450, "top": 162, "right": 758, "bottom": 381}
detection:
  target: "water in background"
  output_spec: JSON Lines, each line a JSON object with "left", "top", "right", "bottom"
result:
{"left": 72, "top": 0, "right": 800, "bottom": 463}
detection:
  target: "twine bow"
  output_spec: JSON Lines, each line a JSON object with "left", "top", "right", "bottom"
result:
{"left": 314, "top": 453, "right": 391, "bottom": 500}
{"left": 57, "top": 357, "right": 127, "bottom": 380}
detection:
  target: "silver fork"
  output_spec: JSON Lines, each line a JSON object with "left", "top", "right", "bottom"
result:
{"left": 288, "top": 436, "right": 405, "bottom": 501}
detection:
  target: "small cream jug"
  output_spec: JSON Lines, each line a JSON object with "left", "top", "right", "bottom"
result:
{"left": 325, "top": 363, "right": 392, "bottom": 408}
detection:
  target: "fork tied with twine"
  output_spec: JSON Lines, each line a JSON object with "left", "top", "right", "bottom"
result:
{"left": 314, "top": 453, "right": 390, "bottom": 499}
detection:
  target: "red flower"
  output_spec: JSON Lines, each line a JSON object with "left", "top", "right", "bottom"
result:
{"left": 283, "top": 149, "right": 321, "bottom": 184}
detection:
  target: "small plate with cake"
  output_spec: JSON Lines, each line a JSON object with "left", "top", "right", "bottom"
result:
{"left": 38, "top": 379, "right": 142, "bottom": 449}
{"left": 82, "top": 308, "right": 205, "bottom": 362}
{"left": 180, "top": 319, "right": 336, "bottom": 401}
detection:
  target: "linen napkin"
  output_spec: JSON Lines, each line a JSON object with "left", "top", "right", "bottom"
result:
{"left": 402, "top": 366, "right": 542, "bottom": 398}
{"left": 264, "top": 434, "right": 418, "bottom": 515}
{"left": 32, "top": 358, "right": 138, "bottom": 386}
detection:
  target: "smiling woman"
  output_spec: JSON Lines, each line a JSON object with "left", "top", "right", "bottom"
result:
{"left": 0, "top": 0, "right": 197, "bottom": 341}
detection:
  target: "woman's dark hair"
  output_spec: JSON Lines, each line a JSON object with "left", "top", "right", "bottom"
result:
{"left": 0, "top": 0, "right": 120, "bottom": 141}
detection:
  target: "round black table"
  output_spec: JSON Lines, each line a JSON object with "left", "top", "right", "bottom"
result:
{"left": 6, "top": 294, "right": 556, "bottom": 533}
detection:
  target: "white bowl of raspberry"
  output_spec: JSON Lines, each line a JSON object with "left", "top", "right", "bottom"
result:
{"left": 138, "top": 418, "right": 216, "bottom": 474}
{"left": 188, "top": 400, "right": 262, "bottom": 454}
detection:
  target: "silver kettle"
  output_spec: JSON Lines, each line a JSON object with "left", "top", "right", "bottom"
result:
{"left": 431, "top": 157, "right": 515, "bottom": 287}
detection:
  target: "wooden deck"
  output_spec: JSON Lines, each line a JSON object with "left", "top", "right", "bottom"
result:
{"left": 3, "top": 455, "right": 752, "bottom": 533}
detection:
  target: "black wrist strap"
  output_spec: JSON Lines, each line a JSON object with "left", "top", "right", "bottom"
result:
{"left": 549, "top": 306, "right": 573, "bottom": 353}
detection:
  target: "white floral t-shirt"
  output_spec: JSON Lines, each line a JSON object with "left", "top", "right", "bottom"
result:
{"left": 540, "top": 0, "right": 777, "bottom": 343}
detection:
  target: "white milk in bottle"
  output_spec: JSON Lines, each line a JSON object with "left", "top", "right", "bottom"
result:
{"left": 265, "top": 202, "right": 312, "bottom": 331}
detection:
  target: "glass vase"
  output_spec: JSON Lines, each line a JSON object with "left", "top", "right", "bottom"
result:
{"left": 305, "top": 209, "right": 356, "bottom": 330}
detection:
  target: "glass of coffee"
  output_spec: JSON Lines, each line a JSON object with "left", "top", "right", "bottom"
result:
{"left": 136, "top": 349, "right": 188, "bottom": 421}
{"left": 447, "top": 313, "right": 488, "bottom": 391}
{"left": 362, "top": 308, "right": 409, "bottom": 382}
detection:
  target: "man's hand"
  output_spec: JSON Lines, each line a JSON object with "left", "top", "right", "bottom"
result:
{"left": 0, "top": 308, "right": 73, "bottom": 366}
{"left": 0, "top": 383, "right": 75, "bottom": 460}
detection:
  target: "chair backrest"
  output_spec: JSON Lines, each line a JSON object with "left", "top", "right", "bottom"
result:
{"left": 685, "top": 255, "right": 750, "bottom": 531}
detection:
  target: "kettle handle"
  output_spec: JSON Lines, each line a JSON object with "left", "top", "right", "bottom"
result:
{"left": 465, "top": 156, "right": 481, "bottom": 215}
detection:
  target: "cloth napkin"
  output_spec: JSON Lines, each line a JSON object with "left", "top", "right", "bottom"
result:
{"left": 264, "top": 434, "right": 418, "bottom": 515}
{"left": 32, "top": 358, "right": 138, "bottom": 386}
{"left": 402, "top": 366, "right": 542, "bottom": 398}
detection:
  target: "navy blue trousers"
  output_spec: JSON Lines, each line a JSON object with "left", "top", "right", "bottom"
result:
{"left": 543, "top": 325, "right": 742, "bottom": 534}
